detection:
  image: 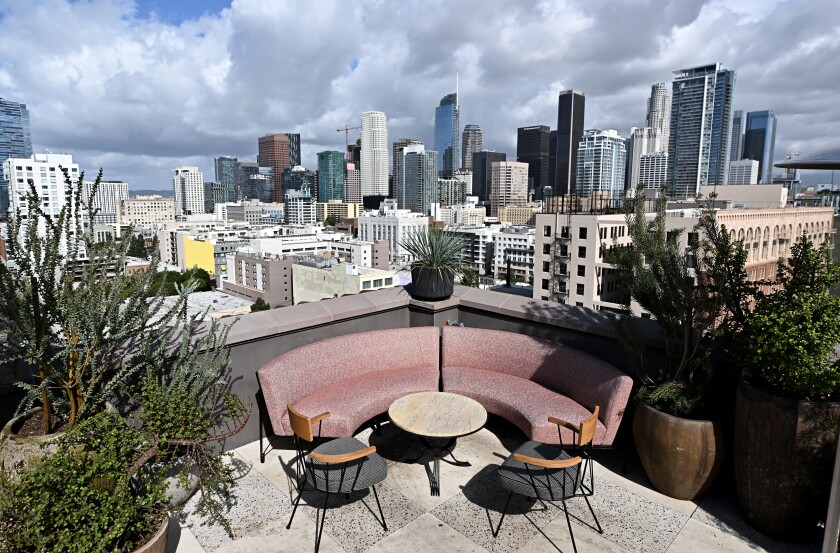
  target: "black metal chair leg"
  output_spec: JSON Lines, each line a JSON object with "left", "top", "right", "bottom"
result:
{"left": 562, "top": 498, "right": 578, "bottom": 553}
{"left": 286, "top": 486, "right": 303, "bottom": 529}
{"left": 315, "top": 491, "right": 330, "bottom": 553}
{"left": 372, "top": 485, "right": 388, "bottom": 531}
{"left": 582, "top": 493, "right": 603, "bottom": 534}
{"left": 259, "top": 408, "right": 265, "bottom": 463}
{"left": 492, "top": 491, "right": 514, "bottom": 537}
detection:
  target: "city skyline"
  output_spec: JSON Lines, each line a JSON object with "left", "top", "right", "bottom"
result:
{"left": 1, "top": 0, "right": 838, "bottom": 189}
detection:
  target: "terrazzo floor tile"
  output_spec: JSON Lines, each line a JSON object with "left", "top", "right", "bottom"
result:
{"left": 665, "top": 518, "right": 783, "bottom": 553}
{"left": 598, "top": 461, "right": 699, "bottom": 517}
{"left": 450, "top": 428, "right": 521, "bottom": 469}
{"left": 291, "top": 478, "right": 425, "bottom": 553}
{"left": 181, "top": 461, "right": 292, "bottom": 552}
{"left": 365, "top": 513, "right": 491, "bottom": 553}
{"left": 564, "top": 478, "right": 688, "bottom": 553}
{"left": 214, "top": 516, "right": 347, "bottom": 553}
{"left": 431, "top": 469, "right": 564, "bottom": 553}
{"left": 382, "top": 452, "right": 487, "bottom": 510}
{"left": 514, "top": 515, "right": 632, "bottom": 553}
{"left": 233, "top": 444, "right": 299, "bottom": 500}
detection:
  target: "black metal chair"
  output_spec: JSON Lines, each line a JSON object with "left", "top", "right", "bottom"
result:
{"left": 285, "top": 404, "right": 388, "bottom": 552}
{"left": 493, "top": 406, "right": 603, "bottom": 553}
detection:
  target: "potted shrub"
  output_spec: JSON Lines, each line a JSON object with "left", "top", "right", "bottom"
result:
{"left": 399, "top": 226, "right": 466, "bottom": 301}
{"left": 0, "top": 411, "right": 170, "bottom": 552}
{"left": 724, "top": 236, "right": 840, "bottom": 540}
{"left": 0, "top": 169, "right": 194, "bottom": 475}
{"left": 613, "top": 187, "right": 726, "bottom": 500}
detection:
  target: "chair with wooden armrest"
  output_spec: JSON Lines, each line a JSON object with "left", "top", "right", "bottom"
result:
{"left": 285, "top": 404, "right": 388, "bottom": 552}
{"left": 493, "top": 407, "right": 602, "bottom": 553}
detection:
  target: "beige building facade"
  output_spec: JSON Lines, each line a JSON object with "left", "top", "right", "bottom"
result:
{"left": 120, "top": 195, "right": 176, "bottom": 227}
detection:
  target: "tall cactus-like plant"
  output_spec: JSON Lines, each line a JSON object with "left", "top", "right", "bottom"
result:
{"left": 0, "top": 168, "right": 194, "bottom": 433}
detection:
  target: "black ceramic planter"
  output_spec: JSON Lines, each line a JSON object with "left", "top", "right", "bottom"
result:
{"left": 408, "top": 267, "right": 454, "bottom": 301}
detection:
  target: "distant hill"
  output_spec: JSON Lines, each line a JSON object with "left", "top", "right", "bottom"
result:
{"left": 130, "top": 188, "right": 173, "bottom": 198}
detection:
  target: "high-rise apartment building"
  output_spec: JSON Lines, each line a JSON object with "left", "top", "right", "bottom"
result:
{"left": 730, "top": 110, "right": 745, "bottom": 166}
{"left": 172, "top": 167, "right": 205, "bottom": 217}
{"left": 472, "top": 151, "right": 506, "bottom": 204}
{"left": 284, "top": 190, "right": 316, "bottom": 225}
{"left": 203, "top": 181, "right": 227, "bottom": 213}
{"left": 391, "top": 138, "right": 423, "bottom": 202}
{"left": 119, "top": 195, "right": 175, "bottom": 227}
{"left": 83, "top": 180, "right": 128, "bottom": 223}
{"left": 639, "top": 152, "right": 668, "bottom": 190}
{"left": 454, "top": 168, "right": 473, "bottom": 195}
{"left": 555, "top": 90, "right": 586, "bottom": 196}
{"left": 667, "top": 63, "right": 735, "bottom": 198}
{"left": 743, "top": 110, "right": 777, "bottom": 184}
{"left": 258, "top": 133, "right": 290, "bottom": 201}
{"left": 344, "top": 162, "right": 361, "bottom": 205}
{"left": 394, "top": 143, "right": 425, "bottom": 210}
{"left": 461, "top": 124, "right": 482, "bottom": 170}
{"left": 237, "top": 162, "right": 274, "bottom": 203}
{"left": 361, "top": 111, "right": 389, "bottom": 197}
{"left": 437, "top": 178, "right": 467, "bottom": 208}
{"left": 625, "top": 127, "right": 659, "bottom": 189}
{"left": 490, "top": 161, "right": 528, "bottom": 217}
{"left": 214, "top": 156, "right": 238, "bottom": 202}
{"left": 317, "top": 151, "right": 346, "bottom": 203}
{"left": 347, "top": 138, "right": 361, "bottom": 168}
{"left": 285, "top": 133, "right": 301, "bottom": 168}
{"left": 434, "top": 93, "right": 460, "bottom": 177}
{"left": 404, "top": 148, "right": 438, "bottom": 215}
{"left": 1, "top": 98, "right": 33, "bottom": 214}
{"left": 517, "top": 125, "right": 551, "bottom": 200}
{"left": 646, "top": 83, "right": 670, "bottom": 152}
{"left": 576, "top": 129, "right": 627, "bottom": 202}
{"left": 729, "top": 159, "right": 759, "bottom": 184}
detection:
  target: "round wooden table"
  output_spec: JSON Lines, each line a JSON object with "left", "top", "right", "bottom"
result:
{"left": 388, "top": 391, "right": 487, "bottom": 496}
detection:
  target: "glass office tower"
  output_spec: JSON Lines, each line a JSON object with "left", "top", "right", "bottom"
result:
{"left": 434, "top": 93, "right": 460, "bottom": 177}
{"left": 1, "top": 98, "right": 33, "bottom": 214}
{"left": 742, "top": 110, "right": 777, "bottom": 184}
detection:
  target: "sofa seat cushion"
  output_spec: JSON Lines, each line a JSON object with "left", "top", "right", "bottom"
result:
{"left": 442, "top": 367, "right": 606, "bottom": 445}
{"left": 281, "top": 368, "right": 438, "bottom": 438}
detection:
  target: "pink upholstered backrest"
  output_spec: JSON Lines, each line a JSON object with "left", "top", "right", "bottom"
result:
{"left": 257, "top": 327, "right": 440, "bottom": 430}
{"left": 441, "top": 327, "right": 633, "bottom": 441}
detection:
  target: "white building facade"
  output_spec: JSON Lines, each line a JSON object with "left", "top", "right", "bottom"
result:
{"left": 357, "top": 200, "right": 429, "bottom": 265}
{"left": 120, "top": 195, "right": 175, "bottom": 227}
{"left": 729, "top": 159, "right": 760, "bottom": 185}
{"left": 490, "top": 161, "right": 528, "bottom": 217}
{"left": 576, "top": 129, "right": 627, "bottom": 201}
{"left": 172, "top": 166, "right": 205, "bottom": 217}
{"left": 361, "top": 111, "right": 389, "bottom": 197}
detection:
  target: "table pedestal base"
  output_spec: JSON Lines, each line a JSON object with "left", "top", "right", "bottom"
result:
{"left": 405, "top": 436, "right": 472, "bottom": 496}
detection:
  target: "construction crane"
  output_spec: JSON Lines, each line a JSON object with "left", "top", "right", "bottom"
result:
{"left": 337, "top": 125, "right": 362, "bottom": 160}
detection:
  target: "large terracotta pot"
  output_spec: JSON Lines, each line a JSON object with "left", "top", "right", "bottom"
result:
{"left": 734, "top": 381, "right": 840, "bottom": 541}
{"left": 633, "top": 403, "right": 725, "bottom": 500}
{"left": 408, "top": 267, "right": 454, "bottom": 301}
{"left": 134, "top": 516, "right": 170, "bottom": 553}
{"left": 0, "top": 408, "right": 64, "bottom": 479}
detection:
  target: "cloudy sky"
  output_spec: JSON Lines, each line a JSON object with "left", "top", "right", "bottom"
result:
{"left": 1, "top": 0, "right": 838, "bottom": 190}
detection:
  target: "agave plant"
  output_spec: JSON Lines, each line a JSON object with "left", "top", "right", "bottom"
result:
{"left": 399, "top": 226, "right": 466, "bottom": 276}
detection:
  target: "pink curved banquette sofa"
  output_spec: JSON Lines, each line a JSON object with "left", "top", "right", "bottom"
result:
{"left": 257, "top": 326, "right": 633, "bottom": 460}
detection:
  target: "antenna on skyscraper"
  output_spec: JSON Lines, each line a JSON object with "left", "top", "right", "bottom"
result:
{"left": 456, "top": 71, "right": 459, "bottom": 109}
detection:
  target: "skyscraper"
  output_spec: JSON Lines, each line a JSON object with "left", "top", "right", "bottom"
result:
{"left": 625, "top": 127, "right": 658, "bottom": 189}
{"left": 317, "top": 151, "right": 346, "bottom": 202}
{"left": 393, "top": 142, "right": 425, "bottom": 209}
{"left": 461, "top": 124, "right": 483, "bottom": 170}
{"left": 285, "top": 133, "right": 301, "bottom": 168}
{"left": 639, "top": 152, "right": 668, "bottom": 191}
{"left": 361, "top": 111, "right": 389, "bottom": 197}
{"left": 172, "top": 166, "right": 205, "bottom": 217}
{"left": 404, "top": 148, "right": 438, "bottom": 215}
{"left": 1, "top": 98, "right": 33, "bottom": 214}
{"left": 576, "top": 129, "right": 627, "bottom": 202}
{"left": 344, "top": 162, "right": 361, "bottom": 204}
{"left": 214, "top": 156, "right": 238, "bottom": 202}
{"left": 490, "top": 161, "right": 529, "bottom": 217}
{"left": 83, "top": 180, "right": 128, "bottom": 223}
{"left": 646, "top": 83, "right": 670, "bottom": 152}
{"left": 742, "top": 110, "right": 777, "bottom": 184}
{"left": 434, "top": 93, "right": 460, "bottom": 177}
{"left": 517, "top": 125, "right": 551, "bottom": 200}
{"left": 391, "top": 138, "right": 423, "bottom": 200}
{"left": 729, "top": 110, "right": 745, "bottom": 165}
{"left": 237, "top": 162, "right": 274, "bottom": 202}
{"left": 258, "top": 133, "right": 290, "bottom": 201}
{"left": 667, "top": 63, "right": 735, "bottom": 198}
{"left": 555, "top": 90, "right": 586, "bottom": 196}
{"left": 472, "top": 151, "right": 506, "bottom": 203}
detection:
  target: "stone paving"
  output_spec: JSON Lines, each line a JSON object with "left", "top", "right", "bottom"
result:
{"left": 171, "top": 418, "right": 821, "bottom": 553}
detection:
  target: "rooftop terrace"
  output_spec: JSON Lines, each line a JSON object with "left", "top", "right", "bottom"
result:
{"left": 159, "top": 286, "right": 830, "bottom": 552}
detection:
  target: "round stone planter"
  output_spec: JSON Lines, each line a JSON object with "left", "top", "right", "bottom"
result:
{"left": 734, "top": 381, "right": 840, "bottom": 541}
{"left": 633, "top": 403, "right": 725, "bottom": 501}
{"left": 408, "top": 267, "right": 455, "bottom": 301}
{"left": 134, "top": 516, "right": 169, "bottom": 553}
{"left": 0, "top": 408, "right": 65, "bottom": 479}
{"left": 151, "top": 456, "right": 200, "bottom": 508}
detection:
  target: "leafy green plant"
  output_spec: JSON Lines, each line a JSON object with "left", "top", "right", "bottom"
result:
{"left": 0, "top": 411, "right": 167, "bottom": 552}
{"left": 613, "top": 186, "right": 722, "bottom": 416}
{"left": 398, "top": 226, "right": 466, "bottom": 277}
{"left": 0, "top": 168, "right": 194, "bottom": 433}
{"left": 138, "top": 314, "right": 250, "bottom": 535}
{"left": 251, "top": 297, "right": 270, "bottom": 311}
{"left": 737, "top": 237, "right": 840, "bottom": 400}
{"left": 460, "top": 268, "right": 480, "bottom": 288}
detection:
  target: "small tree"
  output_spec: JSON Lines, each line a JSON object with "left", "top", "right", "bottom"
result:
{"left": 251, "top": 298, "right": 270, "bottom": 312}
{"left": 126, "top": 234, "right": 148, "bottom": 258}
{"left": 323, "top": 214, "right": 339, "bottom": 227}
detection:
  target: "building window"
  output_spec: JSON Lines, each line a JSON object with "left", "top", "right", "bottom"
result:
{"left": 579, "top": 227, "right": 587, "bottom": 239}
{"left": 577, "top": 265, "right": 585, "bottom": 277}
{"left": 543, "top": 225, "right": 552, "bottom": 237}
{"left": 540, "top": 278, "right": 548, "bottom": 290}
{"left": 363, "top": 281, "right": 372, "bottom": 289}
{"left": 385, "top": 277, "right": 393, "bottom": 285}
{"left": 576, "top": 283, "right": 584, "bottom": 295}
{"left": 578, "top": 246, "right": 586, "bottom": 258}
{"left": 542, "top": 261, "right": 550, "bottom": 272}
{"left": 543, "top": 243, "right": 551, "bottom": 254}
{"left": 373, "top": 279, "right": 383, "bottom": 287}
